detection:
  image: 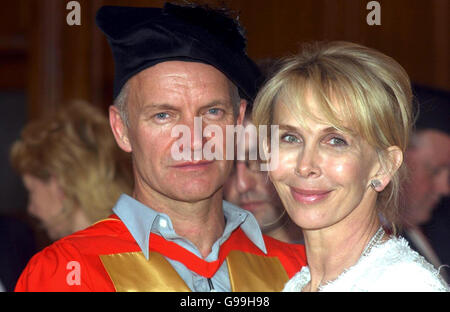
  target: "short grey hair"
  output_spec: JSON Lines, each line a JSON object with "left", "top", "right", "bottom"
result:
{"left": 114, "top": 78, "right": 241, "bottom": 128}
{"left": 114, "top": 81, "right": 130, "bottom": 127}
{"left": 228, "top": 82, "right": 241, "bottom": 117}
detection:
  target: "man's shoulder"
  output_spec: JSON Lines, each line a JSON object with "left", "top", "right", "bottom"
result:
{"left": 262, "top": 234, "right": 307, "bottom": 278}
{"left": 263, "top": 234, "right": 306, "bottom": 254}
{"left": 14, "top": 216, "right": 137, "bottom": 291}
{"left": 56, "top": 216, "right": 134, "bottom": 254}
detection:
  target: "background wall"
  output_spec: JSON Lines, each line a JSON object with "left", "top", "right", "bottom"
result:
{"left": 0, "top": 0, "right": 448, "bottom": 216}
{"left": 1, "top": 0, "right": 448, "bottom": 119}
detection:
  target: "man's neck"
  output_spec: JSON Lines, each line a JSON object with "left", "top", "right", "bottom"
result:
{"left": 265, "top": 219, "right": 303, "bottom": 244}
{"left": 133, "top": 184, "right": 226, "bottom": 258}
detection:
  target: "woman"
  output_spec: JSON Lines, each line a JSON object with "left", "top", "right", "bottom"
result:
{"left": 252, "top": 41, "right": 448, "bottom": 291}
{"left": 10, "top": 101, "right": 133, "bottom": 241}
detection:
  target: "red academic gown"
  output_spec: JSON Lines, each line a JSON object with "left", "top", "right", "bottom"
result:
{"left": 15, "top": 215, "right": 306, "bottom": 292}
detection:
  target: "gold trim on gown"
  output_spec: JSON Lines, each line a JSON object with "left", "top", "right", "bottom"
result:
{"left": 100, "top": 250, "right": 289, "bottom": 292}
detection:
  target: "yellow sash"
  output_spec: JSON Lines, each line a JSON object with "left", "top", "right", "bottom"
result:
{"left": 99, "top": 250, "right": 289, "bottom": 292}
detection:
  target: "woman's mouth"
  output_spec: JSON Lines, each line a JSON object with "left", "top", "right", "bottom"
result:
{"left": 290, "top": 187, "right": 332, "bottom": 204}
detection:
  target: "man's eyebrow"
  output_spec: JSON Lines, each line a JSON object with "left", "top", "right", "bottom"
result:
{"left": 141, "top": 103, "right": 179, "bottom": 112}
{"left": 141, "top": 99, "right": 231, "bottom": 113}
{"left": 202, "top": 100, "right": 230, "bottom": 109}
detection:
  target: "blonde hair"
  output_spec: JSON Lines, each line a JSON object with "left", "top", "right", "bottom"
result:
{"left": 10, "top": 101, "right": 133, "bottom": 222}
{"left": 252, "top": 41, "right": 414, "bottom": 225}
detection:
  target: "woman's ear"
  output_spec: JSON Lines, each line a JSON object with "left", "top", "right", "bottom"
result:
{"left": 370, "top": 146, "right": 403, "bottom": 192}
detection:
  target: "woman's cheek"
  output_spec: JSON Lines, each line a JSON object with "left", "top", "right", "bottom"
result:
{"left": 323, "top": 155, "right": 364, "bottom": 185}
{"left": 269, "top": 148, "right": 298, "bottom": 182}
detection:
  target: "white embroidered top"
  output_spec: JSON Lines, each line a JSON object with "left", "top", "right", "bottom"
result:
{"left": 283, "top": 236, "right": 449, "bottom": 292}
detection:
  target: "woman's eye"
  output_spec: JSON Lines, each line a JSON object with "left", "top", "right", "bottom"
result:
{"left": 328, "top": 137, "right": 348, "bottom": 146}
{"left": 281, "top": 134, "right": 301, "bottom": 144}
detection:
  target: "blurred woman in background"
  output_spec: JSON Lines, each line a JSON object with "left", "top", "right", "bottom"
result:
{"left": 10, "top": 101, "right": 133, "bottom": 240}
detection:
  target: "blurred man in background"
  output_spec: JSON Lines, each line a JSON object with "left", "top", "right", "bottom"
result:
{"left": 399, "top": 84, "right": 449, "bottom": 282}
{"left": 224, "top": 113, "right": 303, "bottom": 244}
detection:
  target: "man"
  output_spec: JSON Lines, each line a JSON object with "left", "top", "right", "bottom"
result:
{"left": 15, "top": 3, "right": 306, "bottom": 292}
{"left": 224, "top": 113, "right": 303, "bottom": 244}
{"left": 399, "top": 84, "right": 449, "bottom": 282}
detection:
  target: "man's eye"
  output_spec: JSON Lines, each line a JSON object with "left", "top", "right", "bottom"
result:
{"left": 208, "top": 108, "right": 223, "bottom": 115}
{"left": 155, "top": 112, "right": 169, "bottom": 120}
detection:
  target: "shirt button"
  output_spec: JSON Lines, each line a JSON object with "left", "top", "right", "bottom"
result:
{"left": 159, "top": 218, "right": 167, "bottom": 228}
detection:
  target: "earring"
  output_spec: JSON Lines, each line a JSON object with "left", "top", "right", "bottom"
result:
{"left": 370, "top": 179, "right": 382, "bottom": 189}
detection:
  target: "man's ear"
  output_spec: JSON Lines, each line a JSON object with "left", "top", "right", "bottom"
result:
{"left": 236, "top": 99, "right": 247, "bottom": 126}
{"left": 370, "top": 146, "right": 403, "bottom": 192}
{"left": 109, "top": 105, "right": 132, "bottom": 153}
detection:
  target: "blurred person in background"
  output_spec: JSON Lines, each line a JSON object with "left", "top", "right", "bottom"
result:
{"left": 399, "top": 84, "right": 450, "bottom": 282}
{"left": 224, "top": 112, "right": 303, "bottom": 244}
{"left": 224, "top": 58, "right": 304, "bottom": 244}
{"left": 10, "top": 101, "right": 133, "bottom": 241}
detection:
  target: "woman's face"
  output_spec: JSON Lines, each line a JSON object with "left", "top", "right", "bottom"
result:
{"left": 269, "top": 95, "right": 381, "bottom": 231}
{"left": 23, "top": 174, "right": 66, "bottom": 239}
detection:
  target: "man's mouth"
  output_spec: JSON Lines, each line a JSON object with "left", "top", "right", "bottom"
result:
{"left": 172, "top": 160, "right": 214, "bottom": 171}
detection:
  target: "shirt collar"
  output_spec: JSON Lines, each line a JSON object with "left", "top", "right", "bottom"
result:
{"left": 112, "top": 194, "right": 267, "bottom": 259}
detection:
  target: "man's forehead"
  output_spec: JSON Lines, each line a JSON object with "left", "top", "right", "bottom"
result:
{"left": 416, "top": 130, "right": 450, "bottom": 163}
{"left": 128, "top": 61, "right": 233, "bottom": 103}
{"left": 133, "top": 61, "right": 229, "bottom": 83}
{"left": 127, "top": 61, "right": 236, "bottom": 106}
{"left": 418, "top": 130, "right": 450, "bottom": 148}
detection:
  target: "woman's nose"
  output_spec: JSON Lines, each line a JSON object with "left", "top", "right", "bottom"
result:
{"left": 295, "top": 146, "right": 321, "bottom": 178}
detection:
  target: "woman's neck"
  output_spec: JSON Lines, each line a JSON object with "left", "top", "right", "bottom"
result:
{"left": 303, "top": 210, "right": 381, "bottom": 292}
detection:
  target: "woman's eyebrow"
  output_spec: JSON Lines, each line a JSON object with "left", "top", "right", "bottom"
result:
{"left": 278, "top": 125, "right": 337, "bottom": 133}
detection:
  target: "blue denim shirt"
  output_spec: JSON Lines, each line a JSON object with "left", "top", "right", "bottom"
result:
{"left": 112, "top": 194, "right": 267, "bottom": 292}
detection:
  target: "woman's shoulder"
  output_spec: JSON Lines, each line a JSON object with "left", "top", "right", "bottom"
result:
{"left": 363, "top": 236, "right": 448, "bottom": 291}
{"left": 282, "top": 266, "right": 310, "bottom": 292}
{"left": 283, "top": 236, "right": 449, "bottom": 292}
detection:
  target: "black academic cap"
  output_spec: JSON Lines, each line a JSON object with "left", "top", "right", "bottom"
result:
{"left": 412, "top": 84, "right": 450, "bottom": 135}
{"left": 96, "top": 3, "right": 262, "bottom": 101}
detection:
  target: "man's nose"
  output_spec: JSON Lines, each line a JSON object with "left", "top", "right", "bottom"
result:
{"left": 235, "top": 162, "right": 256, "bottom": 193}
{"left": 181, "top": 116, "right": 206, "bottom": 157}
{"left": 434, "top": 167, "right": 450, "bottom": 197}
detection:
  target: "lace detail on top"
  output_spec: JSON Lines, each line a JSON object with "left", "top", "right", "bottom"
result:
{"left": 283, "top": 236, "right": 449, "bottom": 292}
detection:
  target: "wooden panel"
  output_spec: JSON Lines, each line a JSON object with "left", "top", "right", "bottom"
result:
{"left": 231, "top": 0, "right": 449, "bottom": 90}
{"left": 1, "top": 0, "right": 444, "bottom": 119}
{"left": 27, "top": 0, "right": 63, "bottom": 118}
{"left": 0, "top": 0, "right": 30, "bottom": 90}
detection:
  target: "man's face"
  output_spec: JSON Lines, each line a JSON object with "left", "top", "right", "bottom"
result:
{"left": 404, "top": 130, "right": 450, "bottom": 225}
{"left": 223, "top": 119, "right": 285, "bottom": 232}
{"left": 111, "top": 61, "right": 245, "bottom": 204}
